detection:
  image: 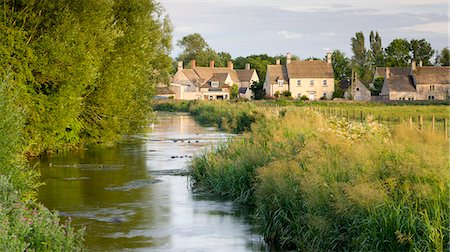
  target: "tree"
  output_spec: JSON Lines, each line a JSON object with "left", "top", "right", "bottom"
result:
{"left": 230, "top": 83, "right": 239, "bottom": 99}
{"left": 410, "top": 39, "right": 434, "bottom": 66}
{"left": 369, "top": 31, "right": 385, "bottom": 67}
{"left": 249, "top": 81, "right": 265, "bottom": 100}
{"left": 331, "top": 50, "right": 351, "bottom": 82}
{"left": 351, "top": 31, "right": 371, "bottom": 82}
{"left": 385, "top": 39, "right": 411, "bottom": 67}
{"left": 436, "top": 47, "right": 450, "bottom": 66}
{"left": 176, "top": 33, "right": 229, "bottom": 67}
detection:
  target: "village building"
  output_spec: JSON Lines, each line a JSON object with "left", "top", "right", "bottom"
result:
{"left": 171, "top": 60, "right": 259, "bottom": 100}
{"left": 378, "top": 61, "right": 450, "bottom": 101}
{"left": 344, "top": 78, "right": 371, "bottom": 101}
{"left": 264, "top": 53, "right": 334, "bottom": 100}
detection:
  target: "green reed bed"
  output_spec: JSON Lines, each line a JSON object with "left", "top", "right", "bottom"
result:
{"left": 189, "top": 106, "right": 449, "bottom": 251}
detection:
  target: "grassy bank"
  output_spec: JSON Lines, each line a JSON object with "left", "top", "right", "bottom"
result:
{"left": 187, "top": 102, "right": 449, "bottom": 250}
{"left": 0, "top": 79, "right": 84, "bottom": 250}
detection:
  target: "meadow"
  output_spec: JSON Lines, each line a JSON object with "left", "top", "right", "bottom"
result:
{"left": 155, "top": 100, "right": 449, "bottom": 251}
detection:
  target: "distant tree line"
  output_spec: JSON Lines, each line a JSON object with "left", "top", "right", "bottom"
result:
{"left": 1, "top": 0, "right": 172, "bottom": 156}
{"left": 175, "top": 33, "right": 449, "bottom": 99}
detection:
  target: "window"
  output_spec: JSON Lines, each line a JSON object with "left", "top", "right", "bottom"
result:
{"left": 323, "top": 80, "right": 327, "bottom": 86}
{"left": 297, "top": 80, "right": 301, "bottom": 86}
{"left": 428, "top": 95, "right": 435, "bottom": 100}
{"left": 310, "top": 80, "right": 314, "bottom": 86}
{"left": 297, "top": 93, "right": 301, "bottom": 98}
{"left": 277, "top": 80, "right": 284, "bottom": 87}
{"left": 430, "top": 85, "right": 435, "bottom": 91}
{"left": 211, "top": 81, "right": 219, "bottom": 88}
{"left": 323, "top": 92, "right": 327, "bottom": 97}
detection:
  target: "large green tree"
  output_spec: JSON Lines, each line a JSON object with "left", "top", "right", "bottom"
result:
{"left": 350, "top": 31, "right": 371, "bottom": 82}
{"left": 1, "top": 0, "right": 173, "bottom": 155}
{"left": 369, "top": 31, "right": 385, "bottom": 67}
{"left": 385, "top": 38, "right": 411, "bottom": 67}
{"left": 176, "top": 33, "right": 228, "bottom": 67}
{"left": 410, "top": 39, "right": 434, "bottom": 66}
{"left": 436, "top": 47, "right": 450, "bottom": 66}
{"left": 331, "top": 50, "right": 351, "bottom": 82}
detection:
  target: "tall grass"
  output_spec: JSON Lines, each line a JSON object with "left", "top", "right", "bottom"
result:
{"left": 189, "top": 104, "right": 449, "bottom": 250}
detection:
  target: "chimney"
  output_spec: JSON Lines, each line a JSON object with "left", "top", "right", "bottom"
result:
{"left": 190, "top": 59, "right": 196, "bottom": 69}
{"left": 286, "top": 52, "right": 292, "bottom": 64}
{"left": 210, "top": 60, "right": 215, "bottom": 69}
{"left": 177, "top": 61, "right": 183, "bottom": 71}
{"left": 327, "top": 52, "right": 332, "bottom": 64}
{"left": 411, "top": 59, "right": 417, "bottom": 71}
{"left": 245, "top": 63, "right": 250, "bottom": 70}
{"left": 385, "top": 67, "right": 390, "bottom": 79}
{"left": 227, "top": 60, "right": 234, "bottom": 70}
{"left": 276, "top": 59, "right": 281, "bottom": 65}
{"left": 419, "top": 60, "right": 423, "bottom": 67}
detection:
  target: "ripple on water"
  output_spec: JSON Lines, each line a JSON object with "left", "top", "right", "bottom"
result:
{"left": 105, "top": 178, "right": 162, "bottom": 191}
{"left": 60, "top": 207, "right": 135, "bottom": 223}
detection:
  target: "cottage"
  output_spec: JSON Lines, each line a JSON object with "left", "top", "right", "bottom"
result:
{"left": 171, "top": 60, "right": 259, "bottom": 100}
{"left": 264, "top": 52, "right": 334, "bottom": 100}
{"left": 344, "top": 78, "right": 371, "bottom": 101}
{"left": 378, "top": 61, "right": 450, "bottom": 101}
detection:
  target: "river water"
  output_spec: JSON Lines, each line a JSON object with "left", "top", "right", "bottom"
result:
{"left": 37, "top": 113, "right": 268, "bottom": 251}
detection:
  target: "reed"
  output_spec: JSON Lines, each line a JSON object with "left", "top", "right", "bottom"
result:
{"left": 189, "top": 104, "right": 449, "bottom": 251}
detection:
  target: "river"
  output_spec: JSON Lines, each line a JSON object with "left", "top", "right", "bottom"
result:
{"left": 37, "top": 113, "right": 268, "bottom": 251}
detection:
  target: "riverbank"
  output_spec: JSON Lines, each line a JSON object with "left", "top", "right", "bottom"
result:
{"left": 154, "top": 100, "right": 449, "bottom": 251}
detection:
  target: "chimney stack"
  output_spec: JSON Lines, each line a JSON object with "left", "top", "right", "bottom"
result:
{"left": 419, "top": 60, "right": 423, "bottom": 67}
{"left": 411, "top": 59, "right": 417, "bottom": 71}
{"left": 245, "top": 63, "right": 250, "bottom": 70}
{"left": 177, "top": 61, "right": 183, "bottom": 71}
{"left": 210, "top": 60, "right": 215, "bottom": 69}
{"left": 227, "top": 60, "right": 234, "bottom": 70}
{"left": 276, "top": 59, "right": 281, "bottom": 65}
{"left": 286, "top": 52, "right": 292, "bottom": 64}
{"left": 385, "top": 67, "right": 390, "bottom": 79}
{"left": 327, "top": 52, "right": 332, "bottom": 64}
{"left": 190, "top": 59, "right": 196, "bottom": 69}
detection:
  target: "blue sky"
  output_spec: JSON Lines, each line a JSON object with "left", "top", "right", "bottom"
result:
{"left": 159, "top": 0, "right": 449, "bottom": 59}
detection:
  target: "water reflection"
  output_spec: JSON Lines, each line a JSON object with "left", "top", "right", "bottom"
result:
{"left": 38, "top": 113, "right": 267, "bottom": 251}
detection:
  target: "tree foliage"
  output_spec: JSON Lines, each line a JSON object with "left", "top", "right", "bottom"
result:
{"left": 410, "top": 39, "right": 434, "bottom": 66}
{"left": 0, "top": 0, "right": 173, "bottom": 155}
{"left": 436, "top": 47, "right": 450, "bottom": 66}
{"left": 331, "top": 50, "right": 351, "bottom": 82}
{"left": 385, "top": 38, "right": 411, "bottom": 67}
{"left": 369, "top": 31, "right": 385, "bottom": 67}
{"left": 351, "top": 31, "right": 371, "bottom": 82}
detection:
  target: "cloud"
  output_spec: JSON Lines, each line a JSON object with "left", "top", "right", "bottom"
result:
{"left": 277, "top": 31, "right": 305, "bottom": 39}
{"left": 405, "top": 22, "right": 449, "bottom": 36}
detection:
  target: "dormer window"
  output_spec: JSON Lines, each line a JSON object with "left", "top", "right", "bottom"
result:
{"left": 277, "top": 80, "right": 284, "bottom": 87}
{"left": 211, "top": 81, "right": 219, "bottom": 88}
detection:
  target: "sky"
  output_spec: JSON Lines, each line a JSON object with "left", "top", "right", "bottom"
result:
{"left": 159, "top": 0, "right": 449, "bottom": 60}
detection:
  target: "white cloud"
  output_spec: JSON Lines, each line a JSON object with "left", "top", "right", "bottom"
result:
{"left": 277, "top": 30, "right": 304, "bottom": 39}
{"left": 405, "top": 22, "right": 449, "bottom": 36}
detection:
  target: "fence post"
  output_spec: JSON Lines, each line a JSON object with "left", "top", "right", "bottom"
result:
{"left": 432, "top": 115, "right": 435, "bottom": 132}
{"left": 346, "top": 110, "right": 349, "bottom": 121}
{"left": 419, "top": 115, "right": 423, "bottom": 130}
{"left": 409, "top": 116, "right": 413, "bottom": 128}
{"left": 360, "top": 111, "right": 363, "bottom": 123}
{"left": 378, "top": 115, "right": 381, "bottom": 124}
{"left": 353, "top": 110, "right": 356, "bottom": 121}
{"left": 445, "top": 118, "right": 448, "bottom": 139}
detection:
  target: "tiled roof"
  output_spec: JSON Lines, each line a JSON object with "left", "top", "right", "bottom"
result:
{"left": 414, "top": 66, "right": 450, "bottom": 85}
{"left": 193, "top": 67, "right": 239, "bottom": 83}
{"left": 386, "top": 75, "right": 416, "bottom": 92}
{"left": 286, "top": 60, "right": 334, "bottom": 78}
{"left": 236, "top": 69, "right": 256, "bottom": 82}
{"left": 156, "top": 86, "right": 175, "bottom": 95}
{"left": 266, "top": 65, "right": 288, "bottom": 84}
{"left": 375, "top": 67, "right": 410, "bottom": 78}
{"left": 238, "top": 87, "right": 248, "bottom": 94}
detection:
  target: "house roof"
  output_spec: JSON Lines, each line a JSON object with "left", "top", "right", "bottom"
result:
{"left": 266, "top": 65, "right": 288, "bottom": 84}
{"left": 375, "top": 67, "right": 410, "bottom": 78}
{"left": 236, "top": 69, "right": 256, "bottom": 82}
{"left": 286, "top": 60, "right": 334, "bottom": 78}
{"left": 385, "top": 75, "right": 416, "bottom": 92}
{"left": 238, "top": 87, "right": 248, "bottom": 94}
{"left": 192, "top": 67, "right": 239, "bottom": 83}
{"left": 156, "top": 86, "right": 175, "bottom": 95}
{"left": 354, "top": 78, "right": 370, "bottom": 92}
{"left": 414, "top": 66, "right": 450, "bottom": 85}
